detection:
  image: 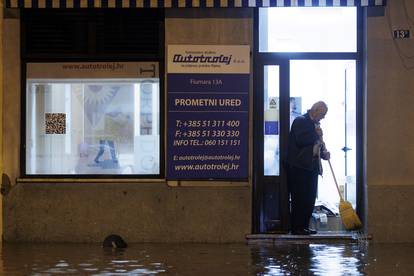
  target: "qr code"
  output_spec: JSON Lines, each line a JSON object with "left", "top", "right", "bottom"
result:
{"left": 45, "top": 113, "right": 66, "bottom": 134}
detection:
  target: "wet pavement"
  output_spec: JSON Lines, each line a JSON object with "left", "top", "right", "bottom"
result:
{"left": 0, "top": 241, "right": 413, "bottom": 275}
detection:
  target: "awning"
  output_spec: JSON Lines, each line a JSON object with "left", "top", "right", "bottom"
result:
{"left": 5, "top": 0, "right": 386, "bottom": 9}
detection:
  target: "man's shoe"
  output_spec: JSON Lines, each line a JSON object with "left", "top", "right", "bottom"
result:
{"left": 291, "top": 229, "right": 310, "bottom": 235}
{"left": 305, "top": 228, "right": 317, "bottom": 235}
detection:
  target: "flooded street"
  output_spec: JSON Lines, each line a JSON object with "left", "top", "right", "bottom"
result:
{"left": 1, "top": 241, "right": 413, "bottom": 275}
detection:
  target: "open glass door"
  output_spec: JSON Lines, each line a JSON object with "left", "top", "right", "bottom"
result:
{"left": 344, "top": 64, "right": 357, "bottom": 207}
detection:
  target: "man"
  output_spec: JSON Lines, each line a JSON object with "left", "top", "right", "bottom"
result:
{"left": 287, "top": 101, "right": 330, "bottom": 235}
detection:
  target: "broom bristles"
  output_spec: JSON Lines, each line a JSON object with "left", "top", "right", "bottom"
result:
{"left": 339, "top": 199, "right": 362, "bottom": 230}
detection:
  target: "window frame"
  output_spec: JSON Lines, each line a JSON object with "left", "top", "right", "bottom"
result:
{"left": 21, "top": 60, "right": 165, "bottom": 179}
{"left": 20, "top": 9, "right": 165, "bottom": 179}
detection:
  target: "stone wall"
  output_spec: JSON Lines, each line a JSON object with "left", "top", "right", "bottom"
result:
{"left": 366, "top": 1, "right": 414, "bottom": 242}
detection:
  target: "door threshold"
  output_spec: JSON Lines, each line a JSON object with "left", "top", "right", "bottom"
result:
{"left": 246, "top": 231, "right": 367, "bottom": 244}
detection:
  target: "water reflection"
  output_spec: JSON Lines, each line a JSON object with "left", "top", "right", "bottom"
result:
{"left": 310, "top": 244, "right": 364, "bottom": 275}
{"left": 1, "top": 242, "right": 413, "bottom": 275}
{"left": 249, "top": 242, "right": 369, "bottom": 275}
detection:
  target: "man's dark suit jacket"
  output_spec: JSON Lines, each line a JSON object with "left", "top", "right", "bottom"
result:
{"left": 287, "top": 112, "right": 319, "bottom": 172}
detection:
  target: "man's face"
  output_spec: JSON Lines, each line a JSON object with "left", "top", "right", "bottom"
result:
{"left": 313, "top": 107, "right": 328, "bottom": 123}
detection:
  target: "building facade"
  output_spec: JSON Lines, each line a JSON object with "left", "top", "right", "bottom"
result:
{"left": 3, "top": 0, "right": 412, "bottom": 243}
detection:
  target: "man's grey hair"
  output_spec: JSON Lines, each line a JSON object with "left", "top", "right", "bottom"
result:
{"left": 310, "top": 101, "right": 328, "bottom": 112}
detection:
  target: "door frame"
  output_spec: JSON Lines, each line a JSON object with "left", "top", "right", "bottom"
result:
{"left": 252, "top": 57, "right": 290, "bottom": 233}
{"left": 252, "top": 7, "right": 364, "bottom": 234}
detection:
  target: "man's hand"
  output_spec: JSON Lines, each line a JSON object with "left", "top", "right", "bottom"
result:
{"left": 322, "top": 151, "right": 330, "bottom": 160}
{"left": 315, "top": 126, "right": 323, "bottom": 137}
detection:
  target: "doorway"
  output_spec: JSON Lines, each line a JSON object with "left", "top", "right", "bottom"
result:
{"left": 253, "top": 7, "right": 361, "bottom": 233}
{"left": 290, "top": 60, "right": 357, "bottom": 231}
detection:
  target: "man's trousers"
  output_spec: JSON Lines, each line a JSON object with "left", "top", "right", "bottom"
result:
{"left": 288, "top": 165, "right": 319, "bottom": 231}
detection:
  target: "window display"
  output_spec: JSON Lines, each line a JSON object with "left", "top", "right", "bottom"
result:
{"left": 25, "top": 62, "right": 160, "bottom": 175}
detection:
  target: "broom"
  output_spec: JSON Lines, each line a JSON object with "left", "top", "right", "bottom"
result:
{"left": 327, "top": 159, "right": 362, "bottom": 231}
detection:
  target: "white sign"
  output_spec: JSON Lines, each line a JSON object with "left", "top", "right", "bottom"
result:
{"left": 168, "top": 45, "right": 250, "bottom": 74}
{"left": 27, "top": 62, "right": 158, "bottom": 79}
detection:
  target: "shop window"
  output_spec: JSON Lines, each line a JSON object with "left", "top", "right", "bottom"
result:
{"left": 25, "top": 62, "right": 160, "bottom": 176}
{"left": 21, "top": 9, "right": 164, "bottom": 177}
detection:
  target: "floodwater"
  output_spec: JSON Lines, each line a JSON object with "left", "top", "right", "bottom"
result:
{"left": 0, "top": 241, "right": 413, "bottom": 275}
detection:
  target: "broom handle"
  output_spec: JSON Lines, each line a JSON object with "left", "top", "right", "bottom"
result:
{"left": 327, "top": 159, "right": 344, "bottom": 201}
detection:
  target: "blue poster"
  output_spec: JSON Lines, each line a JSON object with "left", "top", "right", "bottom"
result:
{"left": 167, "top": 45, "right": 250, "bottom": 180}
